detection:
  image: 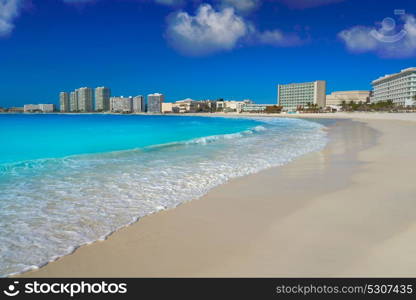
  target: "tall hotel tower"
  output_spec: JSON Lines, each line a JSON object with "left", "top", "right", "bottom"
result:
{"left": 277, "top": 81, "right": 326, "bottom": 111}
{"left": 70, "top": 90, "right": 78, "bottom": 112}
{"left": 147, "top": 93, "right": 164, "bottom": 113}
{"left": 77, "top": 87, "right": 94, "bottom": 112}
{"left": 59, "top": 92, "right": 70, "bottom": 112}
{"left": 95, "top": 87, "right": 111, "bottom": 112}
{"left": 133, "top": 95, "right": 144, "bottom": 113}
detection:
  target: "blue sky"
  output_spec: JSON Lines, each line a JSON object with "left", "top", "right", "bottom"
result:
{"left": 1, "top": 0, "right": 416, "bottom": 107}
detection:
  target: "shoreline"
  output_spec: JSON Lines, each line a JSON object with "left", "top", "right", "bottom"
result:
{"left": 4, "top": 115, "right": 326, "bottom": 277}
{"left": 20, "top": 114, "right": 416, "bottom": 277}
{"left": 3, "top": 110, "right": 416, "bottom": 119}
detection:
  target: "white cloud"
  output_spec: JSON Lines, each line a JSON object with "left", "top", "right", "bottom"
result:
{"left": 218, "top": 0, "right": 260, "bottom": 13}
{"left": 256, "top": 29, "right": 304, "bottom": 46}
{"left": 273, "top": 0, "right": 344, "bottom": 9}
{"left": 166, "top": 3, "right": 305, "bottom": 56}
{"left": 0, "top": 0, "right": 23, "bottom": 37}
{"left": 339, "top": 14, "right": 416, "bottom": 58}
{"left": 166, "top": 4, "right": 248, "bottom": 56}
{"left": 155, "top": 0, "right": 343, "bottom": 9}
{"left": 338, "top": 26, "right": 377, "bottom": 52}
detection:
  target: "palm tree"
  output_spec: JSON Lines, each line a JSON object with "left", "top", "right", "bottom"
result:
{"left": 341, "top": 100, "right": 347, "bottom": 111}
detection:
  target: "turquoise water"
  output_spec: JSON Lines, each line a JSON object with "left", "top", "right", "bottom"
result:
{"left": 0, "top": 114, "right": 328, "bottom": 276}
{"left": 0, "top": 114, "right": 261, "bottom": 164}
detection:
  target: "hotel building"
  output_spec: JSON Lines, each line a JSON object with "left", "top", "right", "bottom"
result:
{"left": 147, "top": 93, "right": 164, "bottom": 113}
{"left": 132, "top": 95, "right": 145, "bottom": 113}
{"left": 161, "top": 102, "right": 175, "bottom": 113}
{"left": 371, "top": 67, "right": 416, "bottom": 106}
{"left": 174, "top": 99, "right": 199, "bottom": 113}
{"left": 110, "top": 96, "right": 133, "bottom": 113}
{"left": 24, "top": 104, "right": 55, "bottom": 112}
{"left": 77, "top": 87, "right": 94, "bottom": 112}
{"left": 277, "top": 81, "right": 326, "bottom": 111}
{"left": 70, "top": 91, "right": 78, "bottom": 112}
{"left": 326, "top": 91, "right": 370, "bottom": 106}
{"left": 224, "top": 100, "right": 253, "bottom": 113}
{"left": 240, "top": 104, "right": 274, "bottom": 113}
{"left": 95, "top": 87, "right": 111, "bottom": 112}
{"left": 38, "top": 104, "right": 55, "bottom": 112}
{"left": 59, "top": 92, "right": 70, "bottom": 112}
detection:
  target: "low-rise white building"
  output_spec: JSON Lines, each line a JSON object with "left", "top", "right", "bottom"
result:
{"left": 174, "top": 98, "right": 199, "bottom": 113}
{"left": 240, "top": 104, "right": 273, "bottom": 113}
{"left": 24, "top": 104, "right": 55, "bottom": 112}
{"left": 223, "top": 99, "right": 253, "bottom": 112}
{"left": 161, "top": 102, "right": 175, "bottom": 113}
{"left": 326, "top": 91, "right": 370, "bottom": 106}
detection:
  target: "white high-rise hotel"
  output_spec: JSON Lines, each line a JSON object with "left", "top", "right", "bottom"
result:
{"left": 95, "top": 87, "right": 111, "bottom": 111}
{"left": 371, "top": 67, "right": 416, "bottom": 106}
{"left": 110, "top": 95, "right": 145, "bottom": 113}
{"left": 70, "top": 90, "right": 78, "bottom": 112}
{"left": 59, "top": 92, "right": 70, "bottom": 112}
{"left": 77, "top": 87, "right": 93, "bottom": 112}
{"left": 147, "top": 93, "right": 165, "bottom": 113}
{"left": 133, "top": 95, "right": 144, "bottom": 112}
{"left": 277, "top": 81, "right": 326, "bottom": 111}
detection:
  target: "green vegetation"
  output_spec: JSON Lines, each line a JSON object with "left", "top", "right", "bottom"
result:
{"left": 339, "top": 100, "right": 410, "bottom": 112}
{"left": 298, "top": 102, "right": 321, "bottom": 113}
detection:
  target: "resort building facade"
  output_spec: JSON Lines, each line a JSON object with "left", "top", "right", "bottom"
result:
{"left": 371, "top": 67, "right": 416, "bottom": 106}
{"left": 159, "top": 99, "right": 253, "bottom": 113}
{"left": 277, "top": 80, "right": 326, "bottom": 111}
{"left": 147, "top": 93, "right": 164, "bottom": 113}
{"left": 77, "top": 87, "right": 94, "bottom": 112}
{"left": 223, "top": 100, "right": 253, "bottom": 113}
{"left": 240, "top": 104, "right": 274, "bottom": 113}
{"left": 95, "top": 87, "right": 111, "bottom": 112}
{"left": 59, "top": 92, "right": 70, "bottom": 112}
{"left": 174, "top": 99, "right": 199, "bottom": 113}
{"left": 70, "top": 91, "right": 78, "bottom": 112}
{"left": 24, "top": 104, "right": 55, "bottom": 112}
{"left": 161, "top": 102, "right": 175, "bottom": 113}
{"left": 132, "top": 95, "right": 145, "bottom": 113}
{"left": 326, "top": 90, "right": 370, "bottom": 106}
{"left": 61, "top": 87, "right": 151, "bottom": 113}
{"left": 110, "top": 97, "right": 133, "bottom": 113}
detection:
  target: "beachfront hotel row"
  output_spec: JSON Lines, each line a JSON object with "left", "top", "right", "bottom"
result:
{"left": 8, "top": 67, "right": 416, "bottom": 114}
{"left": 277, "top": 67, "right": 416, "bottom": 111}
{"left": 58, "top": 87, "right": 165, "bottom": 114}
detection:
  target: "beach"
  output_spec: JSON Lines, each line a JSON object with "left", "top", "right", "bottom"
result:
{"left": 21, "top": 113, "right": 416, "bottom": 277}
